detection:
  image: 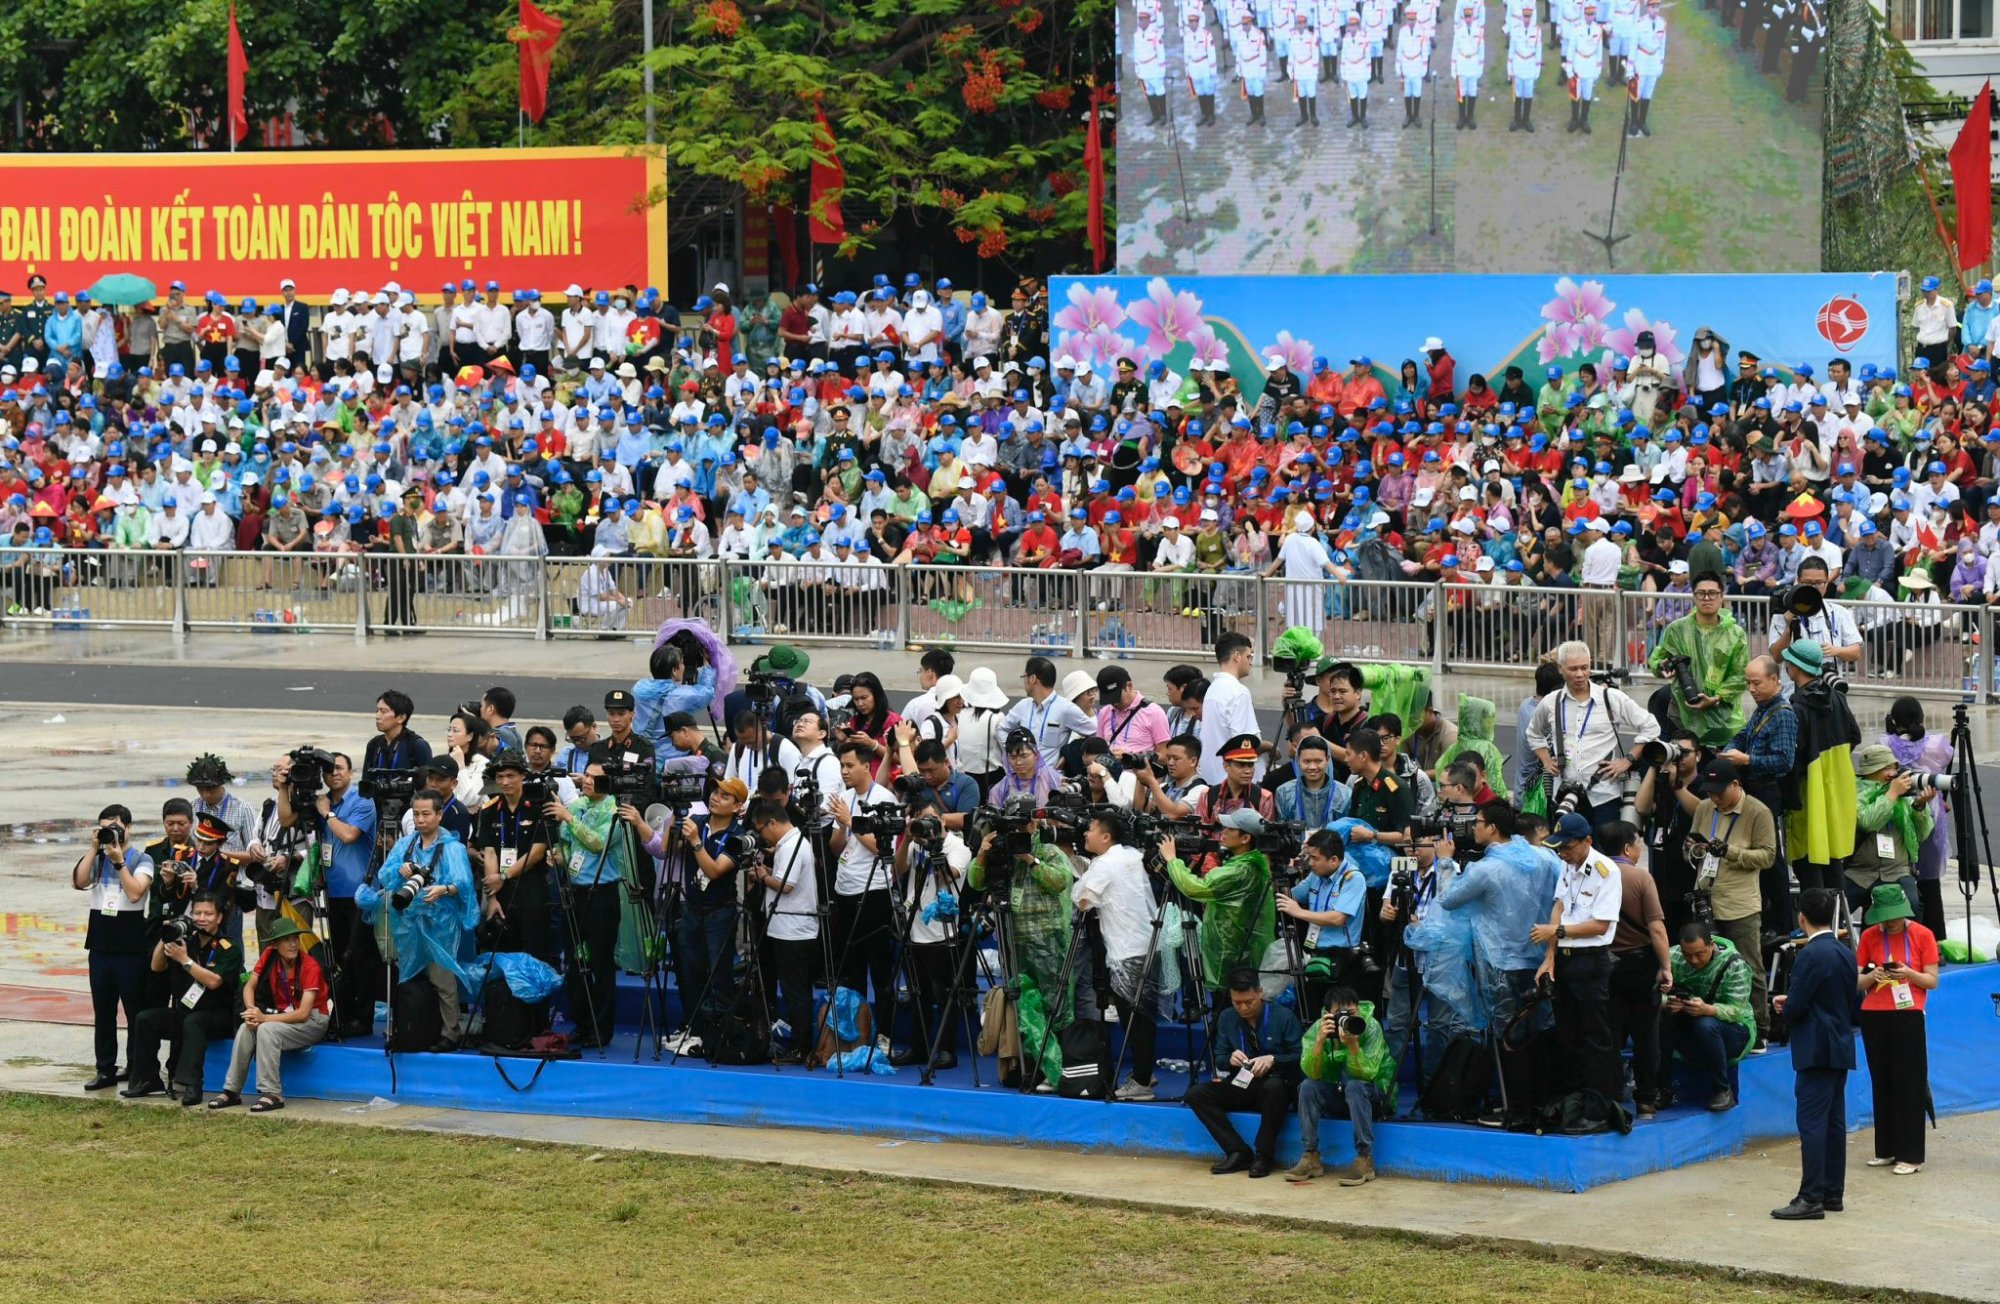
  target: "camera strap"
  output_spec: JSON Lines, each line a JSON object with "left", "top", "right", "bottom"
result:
{"left": 1698, "top": 950, "right": 1743, "bottom": 1006}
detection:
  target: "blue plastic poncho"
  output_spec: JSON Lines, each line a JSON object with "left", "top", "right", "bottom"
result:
{"left": 1400, "top": 861, "right": 1487, "bottom": 1028}
{"left": 1436, "top": 835, "right": 1561, "bottom": 974}
{"left": 815, "top": 987, "right": 896, "bottom": 1075}
{"left": 457, "top": 951, "right": 562, "bottom": 1004}
{"left": 360, "top": 828, "right": 479, "bottom": 978}
{"left": 1329, "top": 815, "right": 1394, "bottom": 890}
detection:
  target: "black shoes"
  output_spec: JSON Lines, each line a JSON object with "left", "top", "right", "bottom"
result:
{"left": 84, "top": 1073, "right": 119, "bottom": 1092}
{"left": 118, "top": 1078, "right": 166, "bottom": 1099}
{"left": 1248, "top": 1156, "right": 1274, "bottom": 1178}
{"left": 1212, "top": 1150, "right": 1253, "bottom": 1175}
{"left": 1770, "top": 1198, "right": 1825, "bottom": 1221}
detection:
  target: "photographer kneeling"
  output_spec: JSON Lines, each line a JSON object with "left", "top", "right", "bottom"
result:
{"left": 1675, "top": 757, "right": 1777, "bottom": 1049}
{"left": 1288, "top": 986, "right": 1396, "bottom": 1187}
{"left": 362, "top": 790, "right": 479, "bottom": 1052}
{"left": 1661, "top": 920, "right": 1756, "bottom": 1111}
{"left": 210, "top": 917, "right": 329, "bottom": 1113}
{"left": 123, "top": 891, "right": 242, "bottom": 1106}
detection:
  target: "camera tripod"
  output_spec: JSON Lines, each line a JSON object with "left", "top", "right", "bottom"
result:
{"left": 618, "top": 805, "right": 672, "bottom": 1062}
{"left": 669, "top": 831, "right": 781, "bottom": 1070}
{"left": 1947, "top": 702, "right": 2000, "bottom": 939}
{"left": 548, "top": 829, "right": 611, "bottom": 1058}
{"left": 820, "top": 837, "right": 929, "bottom": 1076}
{"left": 919, "top": 880, "right": 1008, "bottom": 1088}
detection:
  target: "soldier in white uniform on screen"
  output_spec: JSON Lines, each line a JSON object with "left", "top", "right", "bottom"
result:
{"left": 1507, "top": 4, "right": 1543, "bottom": 132}
{"left": 1394, "top": 7, "right": 1431, "bottom": 126}
{"left": 1316, "top": 0, "right": 1345, "bottom": 80}
{"left": 1338, "top": 12, "right": 1373, "bottom": 126}
{"left": 1566, "top": 1, "right": 1606, "bottom": 133}
{"left": 1606, "top": 0, "right": 1640, "bottom": 85}
{"left": 1361, "top": 0, "right": 1393, "bottom": 82}
{"left": 1287, "top": 9, "right": 1322, "bottom": 122}
{"left": 1627, "top": 0, "right": 1665, "bottom": 138}
{"left": 1238, "top": 10, "right": 1272, "bottom": 124}
{"left": 1451, "top": 1, "right": 1485, "bottom": 129}
{"left": 1184, "top": 6, "right": 1223, "bottom": 126}
{"left": 1135, "top": 8, "right": 1171, "bottom": 124}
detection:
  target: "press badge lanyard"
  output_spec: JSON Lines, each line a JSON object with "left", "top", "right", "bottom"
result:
{"left": 1708, "top": 811, "right": 1740, "bottom": 845}
{"left": 1555, "top": 694, "right": 1595, "bottom": 743}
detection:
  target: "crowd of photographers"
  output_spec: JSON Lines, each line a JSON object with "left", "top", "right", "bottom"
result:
{"left": 74, "top": 622, "right": 1947, "bottom": 1189}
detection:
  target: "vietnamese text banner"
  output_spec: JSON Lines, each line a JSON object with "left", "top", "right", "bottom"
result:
{"left": 0, "top": 147, "right": 667, "bottom": 302}
{"left": 1047, "top": 274, "right": 1900, "bottom": 405}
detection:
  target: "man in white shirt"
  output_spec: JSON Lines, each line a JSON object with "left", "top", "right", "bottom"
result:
{"left": 1911, "top": 275, "right": 1957, "bottom": 354}
{"left": 1531, "top": 813, "right": 1624, "bottom": 1101}
{"left": 1001, "top": 656, "right": 1097, "bottom": 768}
{"left": 1524, "top": 639, "right": 1661, "bottom": 828}
{"left": 748, "top": 798, "right": 819, "bottom": 1064}
{"left": 895, "top": 796, "right": 970, "bottom": 1068}
{"left": 1768, "top": 557, "right": 1862, "bottom": 688}
{"left": 397, "top": 297, "right": 428, "bottom": 374}
{"left": 320, "top": 291, "right": 354, "bottom": 375}
{"left": 1574, "top": 516, "right": 1622, "bottom": 655}
{"left": 474, "top": 283, "right": 514, "bottom": 361}
{"left": 1196, "top": 630, "right": 1263, "bottom": 786}
{"left": 827, "top": 738, "right": 901, "bottom": 1048}
{"left": 1072, "top": 809, "right": 1161, "bottom": 1100}
{"left": 514, "top": 292, "right": 556, "bottom": 371}
{"left": 558, "top": 285, "right": 595, "bottom": 365}
{"left": 902, "top": 290, "right": 944, "bottom": 366}
{"left": 789, "top": 710, "right": 843, "bottom": 805}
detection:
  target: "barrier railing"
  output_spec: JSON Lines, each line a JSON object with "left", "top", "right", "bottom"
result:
{"left": 5, "top": 549, "right": 1992, "bottom": 700}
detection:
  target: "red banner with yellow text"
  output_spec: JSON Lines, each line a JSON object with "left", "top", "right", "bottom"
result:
{"left": 0, "top": 147, "right": 667, "bottom": 303}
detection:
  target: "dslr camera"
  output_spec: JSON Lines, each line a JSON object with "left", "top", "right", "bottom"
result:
{"left": 159, "top": 915, "right": 195, "bottom": 948}
{"left": 1635, "top": 738, "right": 1696, "bottom": 770}
{"left": 390, "top": 864, "right": 433, "bottom": 911}
{"left": 1335, "top": 1011, "right": 1368, "bottom": 1038}
{"left": 1588, "top": 667, "right": 1632, "bottom": 687}
{"left": 1898, "top": 767, "right": 1955, "bottom": 798}
{"left": 1656, "top": 652, "right": 1701, "bottom": 705}
{"left": 95, "top": 824, "right": 123, "bottom": 849}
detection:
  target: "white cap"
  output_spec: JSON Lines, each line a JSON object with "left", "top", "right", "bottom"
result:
{"left": 587, "top": 356, "right": 605, "bottom": 369}
{"left": 1457, "top": 486, "right": 1477, "bottom": 500}
{"left": 566, "top": 283, "right": 585, "bottom": 297}
{"left": 1422, "top": 335, "right": 1445, "bottom": 352}
{"left": 274, "top": 357, "right": 292, "bottom": 369}
{"left": 1474, "top": 556, "right": 1494, "bottom": 571}
{"left": 383, "top": 281, "right": 402, "bottom": 296}
{"left": 279, "top": 277, "right": 297, "bottom": 290}
{"left": 1411, "top": 487, "right": 1435, "bottom": 506}
{"left": 1481, "top": 458, "right": 1501, "bottom": 473}
{"left": 370, "top": 291, "right": 390, "bottom": 305}
{"left": 1161, "top": 514, "right": 1181, "bottom": 529}
{"left": 1621, "top": 464, "right": 1644, "bottom": 482}
{"left": 1074, "top": 360, "right": 1091, "bottom": 375}
{"left": 331, "top": 289, "right": 351, "bottom": 306}
{"left": 376, "top": 364, "right": 393, "bottom": 382}
{"left": 1369, "top": 510, "right": 1391, "bottom": 527}
{"left": 1055, "top": 355, "right": 1076, "bottom": 369}
{"left": 1200, "top": 508, "right": 1220, "bottom": 522}
{"left": 973, "top": 355, "right": 992, "bottom": 369}
{"left": 198, "top": 490, "right": 217, "bottom": 504}
{"left": 1452, "top": 518, "right": 1476, "bottom": 534}
{"left": 1264, "top": 353, "right": 1287, "bottom": 369}
{"left": 1295, "top": 509, "right": 1316, "bottom": 531}
{"left": 1669, "top": 559, "right": 1690, "bottom": 574}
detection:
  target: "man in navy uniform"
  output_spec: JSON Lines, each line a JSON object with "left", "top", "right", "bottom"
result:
{"left": 1770, "top": 887, "right": 1857, "bottom": 1219}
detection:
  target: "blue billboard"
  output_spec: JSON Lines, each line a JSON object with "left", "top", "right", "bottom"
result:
{"left": 1048, "top": 274, "right": 1897, "bottom": 403}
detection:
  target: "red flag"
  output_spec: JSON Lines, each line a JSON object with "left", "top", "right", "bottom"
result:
{"left": 1084, "top": 87, "right": 1109, "bottom": 272}
{"left": 808, "top": 110, "right": 846, "bottom": 245}
{"left": 226, "top": 4, "right": 249, "bottom": 145}
{"left": 515, "top": 0, "right": 564, "bottom": 125}
{"left": 1950, "top": 81, "right": 1993, "bottom": 271}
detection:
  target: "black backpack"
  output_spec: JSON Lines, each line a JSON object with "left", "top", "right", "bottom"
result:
{"left": 479, "top": 975, "right": 546, "bottom": 1052}
{"left": 1418, "top": 1034, "right": 1493, "bottom": 1121}
{"left": 387, "top": 975, "right": 444, "bottom": 1052}
{"left": 1055, "top": 1019, "right": 1108, "bottom": 1099}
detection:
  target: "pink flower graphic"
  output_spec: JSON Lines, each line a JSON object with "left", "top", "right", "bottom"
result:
{"left": 1125, "top": 277, "right": 1206, "bottom": 358}
{"left": 1537, "top": 316, "right": 1611, "bottom": 364}
{"left": 1187, "top": 323, "right": 1231, "bottom": 370}
{"left": 1051, "top": 282, "right": 1125, "bottom": 338}
{"left": 1603, "top": 309, "right": 1686, "bottom": 370}
{"left": 1085, "top": 324, "right": 1139, "bottom": 369}
{"left": 1541, "top": 277, "right": 1615, "bottom": 331}
{"left": 1052, "top": 331, "right": 1094, "bottom": 369}
{"left": 1263, "top": 329, "right": 1315, "bottom": 375}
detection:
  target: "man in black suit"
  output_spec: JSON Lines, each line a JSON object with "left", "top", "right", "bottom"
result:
{"left": 1770, "top": 887, "right": 1857, "bottom": 1220}
{"left": 277, "top": 278, "right": 313, "bottom": 369}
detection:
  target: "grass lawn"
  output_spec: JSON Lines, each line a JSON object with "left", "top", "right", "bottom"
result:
{"left": 0, "top": 1093, "right": 1904, "bottom": 1304}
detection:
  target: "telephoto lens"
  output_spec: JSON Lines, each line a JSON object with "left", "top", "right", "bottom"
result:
{"left": 1339, "top": 1013, "right": 1368, "bottom": 1038}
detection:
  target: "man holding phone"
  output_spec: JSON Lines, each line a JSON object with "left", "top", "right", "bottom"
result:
{"left": 1660, "top": 920, "right": 1757, "bottom": 1111}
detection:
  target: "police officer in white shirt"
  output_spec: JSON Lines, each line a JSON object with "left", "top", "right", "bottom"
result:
{"left": 1531, "top": 812, "right": 1624, "bottom": 1100}
{"left": 1525, "top": 639, "right": 1661, "bottom": 829}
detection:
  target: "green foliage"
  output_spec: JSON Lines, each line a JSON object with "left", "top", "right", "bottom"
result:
{"left": 0, "top": 0, "right": 1114, "bottom": 268}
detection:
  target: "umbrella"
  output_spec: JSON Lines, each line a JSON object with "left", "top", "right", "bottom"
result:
{"left": 84, "top": 274, "right": 157, "bottom": 306}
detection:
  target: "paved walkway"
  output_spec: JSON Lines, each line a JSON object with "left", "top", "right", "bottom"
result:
{"left": 0, "top": 1015, "right": 1990, "bottom": 1301}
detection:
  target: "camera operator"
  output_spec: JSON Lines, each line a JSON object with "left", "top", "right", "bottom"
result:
{"left": 1277, "top": 829, "right": 1367, "bottom": 1014}
{"left": 990, "top": 726, "right": 1065, "bottom": 807}
{"left": 74, "top": 805, "right": 155, "bottom": 1092}
{"left": 1095, "top": 665, "right": 1172, "bottom": 761}
{"left": 364, "top": 688, "right": 433, "bottom": 786}
{"left": 559, "top": 707, "right": 599, "bottom": 774}
{"left": 1529, "top": 814, "right": 1623, "bottom": 1102}
{"left": 1071, "top": 808, "right": 1160, "bottom": 1100}
{"left": 1768, "top": 557, "right": 1863, "bottom": 687}
{"left": 1661, "top": 920, "right": 1757, "bottom": 1111}
{"left": 400, "top": 759, "right": 476, "bottom": 842}
{"left": 1525, "top": 641, "right": 1662, "bottom": 830}
{"left": 1132, "top": 734, "right": 1207, "bottom": 819}
{"left": 141, "top": 799, "right": 196, "bottom": 1007}
{"left": 1288, "top": 986, "right": 1395, "bottom": 1187}
{"left": 1649, "top": 570, "right": 1750, "bottom": 747}
{"left": 306, "top": 751, "right": 379, "bottom": 1038}
{"left": 627, "top": 776, "right": 750, "bottom": 1050}
{"left": 1380, "top": 828, "right": 1472, "bottom": 1082}
{"left": 1343, "top": 728, "right": 1413, "bottom": 851}
{"left": 474, "top": 751, "right": 554, "bottom": 964}
{"left": 1184, "top": 966, "right": 1302, "bottom": 1178}
{"left": 1365, "top": 713, "right": 1440, "bottom": 820}
{"left": 1275, "top": 736, "right": 1351, "bottom": 829}
{"left": 969, "top": 795, "right": 1077, "bottom": 1087}
{"left": 1632, "top": 728, "right": 1701, "bottom": 937}
{"left": 545, "top": 764, "right": 631, "bottom": 1049}
{"left": 747, "top": 796, "right": 820, "bottom": 1065}
{"left": 1846, "top": 744, "right": 1930, "bottom": 923}
{"left": 521, "top": 725, "right": 582, "bottom": 806}
{"left": 724, "top": 708, "right": 804, "bottom": 796}
{"left": 1077, "top": 737, "right": 1138, "bottom": 809}
{"left": 828, "top": 738, "right": 901, "bottom": 1047}
{"left": 1439, "top": 803, "right": 1561, "bottom": 1069}
{"left": 790, "top": 709, "right": 845, "bottom": 803}
{"left": 1598, "top": 821, "right": 1673, "bottom": 1117}
{"left": 658, "top": 711, "right": 721, "bottom": 778}
{"left": 186, "top": 752, "right": 257, "bottom": 854}
{"left": 891, "top": 729, "right": 981, "bottom": 830}
{"left": 253, "top": 753, "right": 319, "bottom": 939}
{"left": 894, "top": 797, "right": 970, "bottom": 1070}
{"left": 167, "top": 813, "right": 248, "bottom": 949}
{"left": 122, "top": 890, "right": 242, "bottom": 1106}
{"left": 1673, "top": 756, "right": 1777, "bottom": 1048}
{"left": 1715, "top": 655, "right": 1798, "bottom": 927}
{"left": 1161, "top": 810, "right": 1277, "bottom": 1004}
{"left": 364, "top": 789, "right": 479, "bottom": 1051}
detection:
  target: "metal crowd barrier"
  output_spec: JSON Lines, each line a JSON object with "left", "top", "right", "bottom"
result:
{"left": 6, "top": 548, "right": 1995, "bottom": 701}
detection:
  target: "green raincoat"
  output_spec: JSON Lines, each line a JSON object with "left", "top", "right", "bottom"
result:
{"left": 1357, "top": 663, "right": 1433, "bottom": 738}
{"left": 1648, "top": 609, "right": 1749, "bottom": 747}
{"left": 1299, "top": 999, "right": 1398, "bottom": 1111}
{"left": 1437, "top": 695, "right": 1510, "bottom": 802}
{"left": 1166, "top": 848, "right": 1275, "bottom": 991}
{"left": 971, "top": 838, "right": 1076, "bottom": 1081}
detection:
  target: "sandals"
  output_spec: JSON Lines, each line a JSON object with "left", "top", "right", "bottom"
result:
{"left": 206, "top": 1091, "right": 241, "bottom": 1110}
{"left": 249, "top": 1096, "right": 285, "bottom": 1113}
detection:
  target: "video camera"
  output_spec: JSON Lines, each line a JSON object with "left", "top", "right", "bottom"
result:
{"left": 358, "top": 768, "right": 421, "bottom": 804}
{"left": 521, "top": 773, "right": 558, "bottom": 812}
{"left": 658, "top": 771, "right": 710, "bottom": 810}
{"left": 596, "top": 758, "right": 654, "bottom": 805}
{"left": 743, "top": 667, "right": 780, "bottom": 708}
{"left": 286, "top": 745, "right": 339, "bottom": 805}
{"left": 850, "top": 798, "right": 908, "bottom": 842}
{"left": 1411, "top": 802, "right": 1480, "bottom": 851}
{"left": 1270, "top": 649, "right": 1313, "bottom": 699}
{"left": 967, "top": 801, "right": 1039, "bottom": 880}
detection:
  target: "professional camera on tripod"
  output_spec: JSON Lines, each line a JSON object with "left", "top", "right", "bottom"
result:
{"left": 1411, "top": 803, "right": 1481, "bottom": 858}
{"left": 597, "top": 758, "right": 655, "bottom": 805}
{"left": 849, "top": 798, "right": 909, "bottom": 842}
{"left": 359, "top": 768, "right": 421, "bottom": 803}
{"left": 286, "top": 746, "right": 338, "bottom": 806}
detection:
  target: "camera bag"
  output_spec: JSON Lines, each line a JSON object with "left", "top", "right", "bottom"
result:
{"left": 1417, "top": 1034, "right": 1492, "bottom": 1121}
{"left": 480, "top": 976, "right": 545, "bottom": 1052}
{"left": 387, "top": 975, "right": 444, "bottom": 1052}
